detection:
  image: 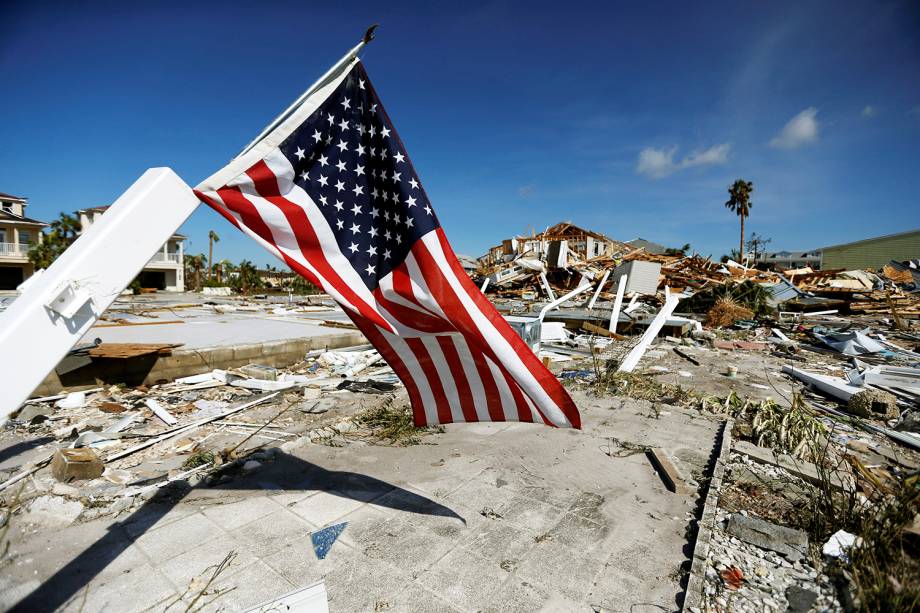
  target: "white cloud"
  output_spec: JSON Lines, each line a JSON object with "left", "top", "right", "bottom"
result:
{"left": 862, "top": 105, "right": 877, "bottom": 117}
{"left": 636, "top": 143, "right": 730, "bottom": 179}
{"left": 769, "top": 107, "right": 819, "bottom": 149}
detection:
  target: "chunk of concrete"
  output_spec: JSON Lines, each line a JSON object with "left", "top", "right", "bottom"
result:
{"left": 847, "top": 389, "right": 899, "bottom": 419}
{"left": 733, "top": 440, "right": 854, "bottom": 492}
{"left": 240, "top": 363, "right": 278, "bottom": 381}
{"left": 726, "top": 514, "right": 808, "bottom": 561}
{"left": 785, "top": 586, "right": 818, "bottom": 613}
{"left": 51, "top": 448, "right": 104, "bottom": 482}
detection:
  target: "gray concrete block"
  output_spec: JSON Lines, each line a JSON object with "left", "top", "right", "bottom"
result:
{"left": 725, "top": 514, "right": 809, "bottom": 561}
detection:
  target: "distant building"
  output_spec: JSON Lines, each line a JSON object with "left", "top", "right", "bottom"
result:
{"left": 77, "top": 206, "right": 187, "bottom": 291}
{"left": 0, "top": 192, "right": 47, "bottom": 290}
{"left": 257, "top": 268, "right": 296, "bottom": 288}
{"left": 821, "top": 229, "right": 920, "bottom": 270}
{"left": 625, "top": 238, "right": 668, "bottom": 255}
{"left": 455, "top": 254, "right": 479, "bottom": 273}
{"left": 758, "top": 250, "right": 823, "bottom": 270}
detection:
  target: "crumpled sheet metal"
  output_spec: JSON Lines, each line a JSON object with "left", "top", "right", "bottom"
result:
{"left": 813, "top": 329, "right": 887, "bottom": 356}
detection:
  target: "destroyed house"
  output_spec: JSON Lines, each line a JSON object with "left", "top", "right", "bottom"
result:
{"left": 0, "top": 191, "right": 47, "bottom": 290}
{"left": 537, "top": 222, "right": 613, "bottom": 259}
{"left": 77, "top": 206, "right": 187, "bottom": 292}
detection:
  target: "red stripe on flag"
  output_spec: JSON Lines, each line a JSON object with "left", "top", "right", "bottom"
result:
{"left": 404, "top": 337, "right": 453, "bottom": 425}
{"left": 236, "top": 162, "right": 394, "bottom": 333}
{"left": 434, "top": 228, "right": 581, "bottom": 429}
{"left": 408, "top": 242, "right": 536, "bottom": 422}
{"left": 390, "top": 264, "right": 442, "bottom": 318}
{"left": 436, "top": 336, "right": 478, "bottom": 423}
{"left": 194, "top": 190, "right": 244, "bottom": 232}
{"left": 371, "top": 287, "right": 455, "bottom": 334}
{"left": 345, "top": 314, "right": 429, "bottom": 426}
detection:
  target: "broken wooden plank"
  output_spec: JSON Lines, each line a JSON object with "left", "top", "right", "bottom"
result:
{"left": 581, "top": 321, "right": 625, "bottom": 340}
{"left": 88, "top": 343, "right": 183, "bottom": 359}
{"left": 95, "top": 320, "right": 185, "bottom": 328}
{"left": 734, "top": 440, "right": 854, "bottom": 492}
{"left": 673, "top": 347, "right": 700, "bottom": 366}
{"left": 646, "top": 448, "right": 695, "bottom": 495}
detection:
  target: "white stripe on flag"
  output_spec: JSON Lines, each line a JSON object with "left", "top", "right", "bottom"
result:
{"left": 451, "top": 334, "right": 492, "bottom": 422}
{"left": 382, "top": 330, "right": 439, "bottom": 426}
{"left": 420, "top": 232, "right": 572, "bottom": 427}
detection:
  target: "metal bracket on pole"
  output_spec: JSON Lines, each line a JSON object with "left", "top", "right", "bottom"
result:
{"left": 0, "top": 168, "right": 200, "bottom": 422}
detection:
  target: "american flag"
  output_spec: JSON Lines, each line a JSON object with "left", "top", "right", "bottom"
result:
{"left": 195, "top": 59, "right": 580, "bottom": 429}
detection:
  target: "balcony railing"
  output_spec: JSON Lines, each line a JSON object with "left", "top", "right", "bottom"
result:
{"left": 0, "top": 242, "right": 31, "bottom": 256}
{"left": 148, "top": 252, "right": 182, "bottom": 264}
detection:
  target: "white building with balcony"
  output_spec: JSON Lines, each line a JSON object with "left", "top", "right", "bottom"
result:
{"left": 77, "top": 206, "right": 186, "bottom": 291}
{"left": 0, "top": 192, "right": 47, "bottom": 290}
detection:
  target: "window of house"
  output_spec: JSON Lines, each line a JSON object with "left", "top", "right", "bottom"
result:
{"left": 1, "top": 203, "right": 12, "bottom": 214}
{"left": 19, "top": 231, "right": 31, "bottom": 245}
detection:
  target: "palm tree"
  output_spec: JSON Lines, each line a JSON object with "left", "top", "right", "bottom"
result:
{"left": 725, "top": 179, "right": 754, "bottom": 263}
{"left": 236, "top": 259, "right": 262, "bottom": 295}
{"left": 215, "top": 258, "right": 232, "bottom": 284}
{"left": 184, "top": 253, "right": 207, "bottom": 290}
{"left": 28, "top": 212, "right": 81, "bottom": 269}
{"left": 207, "top": 230, "right": 220, "bottom": 279}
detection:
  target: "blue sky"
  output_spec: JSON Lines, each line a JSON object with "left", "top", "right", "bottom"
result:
{"left": 2, "top": 0, "right": 918, "bottom": 267}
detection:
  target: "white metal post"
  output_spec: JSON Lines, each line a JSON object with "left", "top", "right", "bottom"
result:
{"left": 609, "top": 274, "right": 627, "bottom": 333}
{"left": 539, "top": 272, "right": 556, "bottom": 302}
{"left": 0, "top": 169, "right": 200, "bottom": 421}
{"left": 538, "top": 284, "right": 593, "bottom": 322}
{"left": 618, "top": 295, "right": 681, "bottom": 373}
{"left": 586, "top": 269, "right": 610, "bottom": 309}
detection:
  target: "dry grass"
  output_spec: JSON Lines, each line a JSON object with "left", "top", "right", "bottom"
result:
{"left": 705, "top": 297, "right": 754, "bottom": 328}
{"left": 735, "top": 394, "right": 920, "bottom": 610}
{"left": 356, "top": 402, "right": 444, "bottom": 446}
{"left": 750, "top": 395, "right": 827, "bottom": 462}
{"left": 593, "top": 370, "right": 697, "bottom": 404}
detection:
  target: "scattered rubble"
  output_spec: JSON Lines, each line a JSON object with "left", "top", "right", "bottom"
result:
{"left": 1, "top": 236, "right": 918, "bottom": 610}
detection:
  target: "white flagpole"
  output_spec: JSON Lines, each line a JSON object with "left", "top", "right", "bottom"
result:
{"left": 235, "top": 24, "right": 378, "bottom": 159}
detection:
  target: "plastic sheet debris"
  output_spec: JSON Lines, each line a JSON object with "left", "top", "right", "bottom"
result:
{"left": 311, "top": 522, "right": 347, "bottom": 559}
{"left": 55, "top": 391, "right": 86, "bottom": 410}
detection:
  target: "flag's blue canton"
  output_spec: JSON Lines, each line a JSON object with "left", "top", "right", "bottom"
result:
{"left": 279, "top": 63, "right": 439, "bottom": 291}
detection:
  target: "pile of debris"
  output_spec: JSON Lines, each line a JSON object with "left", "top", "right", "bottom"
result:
{"left": 0, "top": 344, "right": 412, "bottom": 527}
